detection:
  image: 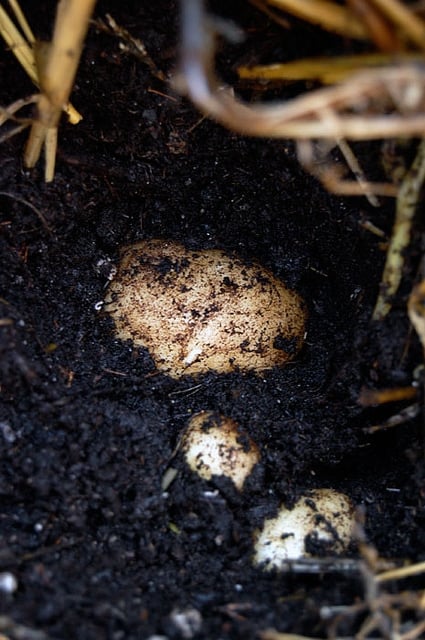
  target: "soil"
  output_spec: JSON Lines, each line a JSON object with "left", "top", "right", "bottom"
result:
{"left": 0, "top": 1, "right": 424, "bottom": 639}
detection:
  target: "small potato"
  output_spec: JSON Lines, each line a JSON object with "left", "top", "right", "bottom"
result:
{"left": 253, "top": 489, "right": 354, "bottom": 570}
{"left": 104, "top": 239, "right": 306, "bottom": 378}
{"left": 181, "top": 411, "right": 260, "bottom": 490}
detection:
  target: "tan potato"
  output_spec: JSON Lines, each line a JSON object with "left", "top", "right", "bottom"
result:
{"left": 104, "top": 239, "right": 306, "bottom": 378}
{"left": 181, "top": 412, "right": 260, "bottom": 490}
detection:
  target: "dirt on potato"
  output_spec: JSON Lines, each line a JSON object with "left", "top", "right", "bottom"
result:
{"left": 0, "top": 1, "right": 424, "bottom": 639}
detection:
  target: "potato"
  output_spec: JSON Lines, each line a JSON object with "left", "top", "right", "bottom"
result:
{"left": 104, "top": 239, "right": 306, "bottom": 378}
{"left": 253, "top": 489, "right": 354, "bottom": 570}
{"left": 181, "top": 411, "right": 260, "bottom": 490}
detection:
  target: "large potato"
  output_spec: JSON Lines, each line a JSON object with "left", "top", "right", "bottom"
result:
{"left": 104, "top": 239, "right": 306, "bottom": 378}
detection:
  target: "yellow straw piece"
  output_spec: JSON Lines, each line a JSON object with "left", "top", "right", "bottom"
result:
{"left": 376, "top": 560, "right": 425, "bottom": 583}
{"left": 373, "top": 139, "right": 425, "bottom": 320}
{"left": 238, "top": 53, "right": 425, "bottom": 85}
{"left": 369, "top": 0, "right": 425, "bottom": 52}
{"left": 0, "top": 2, "right": 82, "bottom": 124}
{"left": 0, "top": 5, "right": 37, "bottom": 82}
{"left": 22, "top": 0, "right": 96, "bottom": 180}
{"left": 0, "top": 0, "right": 93, "bottom": 180}
{"left": 263, "top": 0, "right": 368, "bottom": 40}
{"left": 7, "top": 0, "right": 35, "bottom": 44}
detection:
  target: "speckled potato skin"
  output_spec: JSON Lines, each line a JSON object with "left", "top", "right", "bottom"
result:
{"left": 253, "top": 489, "right": 354, "bottom": 568}
{"left": 182, "top": 411, "right": 260, "bottom": 490}
{"left": 104, "top": 239, "right": 306, "bottom": 378}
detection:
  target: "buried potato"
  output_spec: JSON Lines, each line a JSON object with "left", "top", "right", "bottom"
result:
{"left": 104, "top": 239, "right": 307, "bottom": 378}
{"left": 181, "top": 411, "right": 260, "bottom": 491}
{"left": 253, "top": 489, "right": 355, "bottom": 570}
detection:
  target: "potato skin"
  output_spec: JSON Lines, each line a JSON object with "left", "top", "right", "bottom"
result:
{"left": 182, "top": 411, "right": 260, "bottom": 490}
{"left": 253, "top": 489, "right": 354, "bottom": 569}
{"left": 104, "top": 239, "right": 306, "bottom": 378}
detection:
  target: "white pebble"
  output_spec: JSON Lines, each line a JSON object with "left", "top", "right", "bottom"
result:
{"left": 169, "top": 607, "right": 202, "bottom": 639}
{"left": 0, "top": 572, "right": 18, "bottom": 594}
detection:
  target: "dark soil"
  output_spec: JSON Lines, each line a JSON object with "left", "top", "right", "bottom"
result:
{"left": 0, "top": 1, "right": 424, "bottom": 638}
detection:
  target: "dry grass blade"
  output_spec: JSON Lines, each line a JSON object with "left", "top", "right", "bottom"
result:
{"left": 260, "top": 0, "right": 368, "bottom": 39}
{"left": 0, "top": 94, "right": 37, "bottom": 125}
{"left": 248, "top": 0, "right": 291, "bottom": 29}
{"left": 359, "top": 386, "right": 418, "bottom": 406}
{"left": 376, "top": 560, "right": 425, "bottom": 583}
{"left": 0, "top": 0, "right": 86, "bottom": 181}
{"left": 0, "top": 2, "right": 81, "bottom": 123}
{"left": 179, "top": 1, "right": 425, "bottom": 140}
{"left": 364, "top": 403, "right": 420, "bottom": 433}
{"left": 346, "top": 0, "right": 402, "bottom": 51}
{"left": 38, "top": 0, "right": 96, "bottom": 109}
{"left": 0, "top": 4, "right": 37, "bottom": 82}
{"left": 297, "top": 137, "right": 398, "bottom": 200}
{"left": 0, "top": 121, "right": 27, "bottom": 141}
{"left": 0, "top": 94, "right": 35, "bottom": 142}
{"left": 408, "top": 279, "right": 425, "bottom": 352}
{"left": 24, "top": 0, "right": 96, "bottom": 181}
{"left": 238, "top": 53, "right": 425, "bottom": 85}
{"left": 8, "top": 0, "right": 35, "bottom": 44}
{"left": 369, "top": 0, "right": 425, "bottom": 51}
{"left": 373, "top": 139, "right": 425, "bottom": 320}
